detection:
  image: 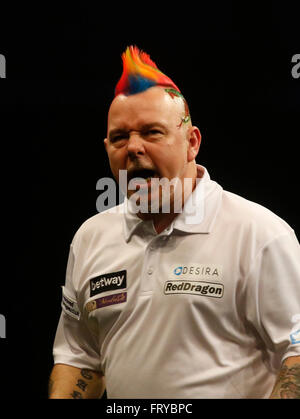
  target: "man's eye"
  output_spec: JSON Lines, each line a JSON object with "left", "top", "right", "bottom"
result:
{"left": 145, "top": 129, "right": 163, "bottom": 136}
{"left": 111, "top": 135, "right": 126, "bottom": 143}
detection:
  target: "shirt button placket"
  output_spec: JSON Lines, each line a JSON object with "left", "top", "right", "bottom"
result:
{"left": 147, "top": 267, "right": 153, "bottom": 275}
{"left": 141, "top": 241, "right": 156, "bottom": 293}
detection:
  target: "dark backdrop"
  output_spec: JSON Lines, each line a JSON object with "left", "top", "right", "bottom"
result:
{"left": 0, "top": 3, "right": 299, "bottom": 399}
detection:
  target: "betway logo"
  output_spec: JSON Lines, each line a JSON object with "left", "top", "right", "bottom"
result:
{"left": 173, "top": 265, "right": 222, "bottom": 278}
{"left": 90, "top": 270, "right": 127, "bottom": 297}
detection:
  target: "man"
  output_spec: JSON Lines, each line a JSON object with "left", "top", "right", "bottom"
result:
{"left": 49, "top": 46, "right": 300, "bottom": 399}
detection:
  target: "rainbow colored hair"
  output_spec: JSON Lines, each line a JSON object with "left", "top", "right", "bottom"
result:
{"left": 114, "top": 45, "right": 181, "bottom": 97}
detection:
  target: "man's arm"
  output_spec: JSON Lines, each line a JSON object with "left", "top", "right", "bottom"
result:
{"left": 49, "top": 364, "right": 105, "bottom": 399}
{"left": 270, "top": 356, "right": 300, "bottom": 399}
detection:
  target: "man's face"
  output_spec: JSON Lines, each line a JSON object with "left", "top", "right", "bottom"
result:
{"left": 104, "top": 86, "right": 200, "bottom": 210}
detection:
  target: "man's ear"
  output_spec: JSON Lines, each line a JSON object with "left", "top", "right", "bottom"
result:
{"left": 187, "top": 126, "right": 201, "bottom": 162}
{"left": 104, "top": 138, "right": 108, "bottom": 151}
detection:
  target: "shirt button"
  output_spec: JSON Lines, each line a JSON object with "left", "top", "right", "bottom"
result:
{"left": 147, "top": 268, "right": 153, "bottom": 275}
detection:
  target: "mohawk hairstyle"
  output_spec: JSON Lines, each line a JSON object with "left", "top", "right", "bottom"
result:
{"left": 114, "top": 45, "right": 181, "bottom": 97}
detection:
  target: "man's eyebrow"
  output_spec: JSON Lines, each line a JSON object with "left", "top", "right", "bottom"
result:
{"left": 140, "top": 122, "right": 167, "bottom": 131}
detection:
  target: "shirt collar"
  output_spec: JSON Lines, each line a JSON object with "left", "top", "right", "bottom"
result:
{"left": 122, "top": 165, "right": 223, "bottom": 242}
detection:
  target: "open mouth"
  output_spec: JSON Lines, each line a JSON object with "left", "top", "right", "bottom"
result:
{"left": 127, "top": 168, "right": 158, "bottom": 183}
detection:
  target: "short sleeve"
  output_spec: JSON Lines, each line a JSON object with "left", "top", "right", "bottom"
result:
{"left": 245, "top": 231, "right": 300, "bottom": 370}
{"left": 52, "top": 245, "right": 102, "bottom": 372}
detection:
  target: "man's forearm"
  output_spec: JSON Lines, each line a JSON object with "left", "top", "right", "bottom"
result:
{"left": 270, "top": 356, "right": 300, "bottom": 399}
{"left": 49, "top": 364, "right": 105, "bottom": 399}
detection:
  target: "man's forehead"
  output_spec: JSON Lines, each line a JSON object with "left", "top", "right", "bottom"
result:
{"left": 108, "top": 87, "right": 183, "bottom": 126}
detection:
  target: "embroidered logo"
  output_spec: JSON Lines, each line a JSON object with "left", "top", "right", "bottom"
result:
{"left": 86, "top": 292, "right": 127, "bottom": 313}
{"left": 164, "top": 280, "right": 224, "bottom": 298}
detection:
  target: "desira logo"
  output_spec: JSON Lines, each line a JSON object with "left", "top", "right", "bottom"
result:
{"left": 173, "top": 265, "right": 221, "bottom": 277}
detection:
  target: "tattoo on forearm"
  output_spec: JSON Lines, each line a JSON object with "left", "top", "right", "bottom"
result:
{"left": 80, "top": 369, "right": 93, "bottom": 380}
{"left": 271, "top": 363, "right": 300, "bottom": 399}
{"left": 70, "top": 390, "right": 83, "bottom": 399}
{"left": 76, "top": 379, "right": 88, "bottom": 392}
{"left": 70, "top": 369, "right": 94, "bottom": 399}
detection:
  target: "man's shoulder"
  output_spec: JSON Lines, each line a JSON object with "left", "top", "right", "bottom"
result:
{"left": 73, "top": 204, "right": 125, "bottom": 242}
{"left": 221, "top": 189, "right": 294, "bottom": 240}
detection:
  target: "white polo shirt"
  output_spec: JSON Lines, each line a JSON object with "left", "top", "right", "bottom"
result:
{"left": 53, "top": 165, "right": 300, "bottom": 398}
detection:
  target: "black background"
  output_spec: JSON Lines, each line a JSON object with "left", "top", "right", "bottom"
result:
{"left": 0, "top": 2, "right": 299, "bottom": 399}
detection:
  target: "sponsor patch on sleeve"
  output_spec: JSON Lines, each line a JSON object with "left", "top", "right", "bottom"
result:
{"left": 290, "top": 329, "right": 300, "bottom": 345}
{"left": 61, "top": 286, "right": 81, "bottom": 320}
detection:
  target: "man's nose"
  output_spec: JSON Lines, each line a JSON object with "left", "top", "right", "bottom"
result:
{"left": 127, "top": 132, "right": 145, "bottom": 157}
